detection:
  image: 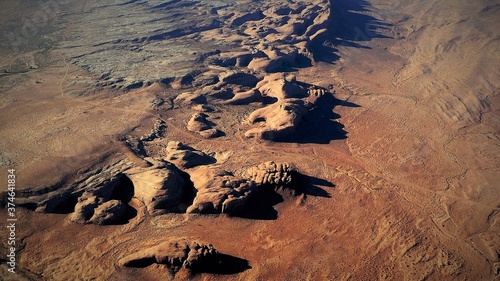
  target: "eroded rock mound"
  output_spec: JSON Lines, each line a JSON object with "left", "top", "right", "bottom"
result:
{"left": 140, "top": 119, "right": 167, "bottom": 142}
{"left": 126, "top": 158, "right": 187, "bottom": 214}
{"left": 174, "top": 92, "right": 207, "bottom": 106}
{"left": 69, "top": 173, "right": 132, "bottom": 225}
{"left": 118, "top": 238, "right": 219, "bottom": 274}
{"left": 88, "top": 200, "right": 126, "bottom": 225}
{"left": 244, "top": 161, "right": 296, "bottom": 189}
{"left": 187, "top": 113, "right": 223, "bottom": 139}
{"left": 244, "top": 74, "right": 327, "bottom": 140}
{"left": 186, "top": 167, "right": 257, "bottom": 215}
{"left": 165, "top": 141, "right": 215, "bottom": 168}
{"left": 245, "top": 100, "right": 309, "bottom": 140}
{"left": 256, "top": 73, "right": 308, "bottom": 100}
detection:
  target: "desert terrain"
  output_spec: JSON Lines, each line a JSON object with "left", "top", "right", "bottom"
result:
{"left": 0, "top": 0, "right": 499, "bottom": 280}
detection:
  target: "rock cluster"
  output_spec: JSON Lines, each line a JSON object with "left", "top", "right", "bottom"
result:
{"left": 119, "top": 238, "right": 219, "bottom": 273}
{"left": 140, "top": 119, "right": 167, "bottom": 142}
{"left": 67, "top": 173, "right": 133, "bottom": 225}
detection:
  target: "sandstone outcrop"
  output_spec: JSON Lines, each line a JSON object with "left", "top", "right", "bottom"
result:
{"left": 245, "top": 100, "right": 309, "bottom": 140}
{"left": 118, "top": 238, "right": 219, "bottom": 273}
{"left": 165, "top": 141, "right": 215, "bottom": 168}
{"left": 88, "top": 200, "right": 126, "bottom": 225}
{"left": 126, "top": 159, "right": 187, "bottom": 214}
{"left": 244, "top": 74, "right": 328, "bottom": 140}
{"left": 243, "top": 161, "right": 296, "bottom": 189}
{"left": 174, "top": 92, "right": 207, "bottom": 106}
{"left": 187, "top": 113, "right": 223, "bottom": 138}
{"left": 68, "top": 173, "right": 131, "bottom": 225}
{"left": 186, "top": 167, "right": 257, "bottom": 215}
{"left": 22, "top": 160, "right": 134, "bottom": 214}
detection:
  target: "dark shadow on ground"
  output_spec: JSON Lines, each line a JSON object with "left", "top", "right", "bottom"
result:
{"left": 309, "top": 0, "right": 393, "bottom": 63}
{"left": 292, "top": 172, "right": 335, "bottom": 198}
{"left": 231, "top": 170, "right": 335, "bottom": 220}
{"left": 124, "top": 252, "right": 250, "bottom": 275}
{"left": 193, "top": 253, "right": 251, "bottom": 275}
{"left": 275, "top": 90, "right": 360, "bottom": 144}
{"left": 231, "top": 187, "right": 283, "bottom": 220}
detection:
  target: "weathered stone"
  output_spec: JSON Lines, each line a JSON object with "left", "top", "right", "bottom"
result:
{"left": 69, "top": 193, "right": 101, "bottom": 224}
{"left": 89, "top": 200, "right": 126, "bottom": 225}
{"left": 165, "top": 141, "right": 215, "bottom": 168}
{"left": 187, "top": 167, "right": 257, "bottom": 215}
{"left": 243, "top": 161, "right": 296, "bottom": 188}
{"left": 127, "top": 161, "right": 186, "bottom": 214}
{"left": 118, "top": 238, "right": 219, "bottom": 273}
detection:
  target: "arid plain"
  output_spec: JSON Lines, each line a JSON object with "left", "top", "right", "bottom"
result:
{"left": 0, "top": 0, "right": 499, "bottom": 280}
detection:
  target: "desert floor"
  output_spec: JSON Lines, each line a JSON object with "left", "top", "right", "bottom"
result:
{"left": 0, "top": 0, "right": 499, "bottom": 280}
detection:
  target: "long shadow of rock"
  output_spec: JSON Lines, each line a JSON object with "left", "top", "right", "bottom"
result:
{"left": 232, "top": 170, "right": 334, "bottom": 220}
{"left": 293, "top": 172, "right": 335, "bottom": 198}
{"left": 231, "top": 187, "right": 283, "bottom": 220}
{"left": 329, "top": 0, "right": 392, "bottom": 45}
{"left": 193, "top": 254, "right": 251, "bottom": 275}
{"left": 275, "top": 89, "right": 360, "bottom": 144}
{"left": 309, "top": 0, "right": 393, "bottom": 63}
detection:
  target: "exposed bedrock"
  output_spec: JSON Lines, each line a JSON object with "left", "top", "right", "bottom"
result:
{"left": 126, "top": 158, "right": 192, "bottom": 215}
{"left": 118, "top": 237, "right": 251, "bottom": 275}
{"left": 186, "top": 167, "right": 258, "bottom": 215}
{"left": 165, "top": 141, "right": 216, "bottom": 168}
{"left": 243, "top": 161, "right": 296, "bottom": 189}
{"left": 70, "top": 193, "right": 127, "bottom": 225}
{"left": 186, "top": 113, "right": 223, "bottom": 139}
{"left": 244, "top": 74, "right": 328, "bottom": 140}
{"left": 118, "top": 238, "right": 219, "bottom": 273}
{"left": 185, "top": 161, "right": 300, "bottom": 216}
{"left": 244, "top": 100, "right": 309, "bottom": 140}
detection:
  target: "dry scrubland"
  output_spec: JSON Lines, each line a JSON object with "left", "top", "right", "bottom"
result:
{"left": 0, "top": 0, "right": 499, "bottom": 280}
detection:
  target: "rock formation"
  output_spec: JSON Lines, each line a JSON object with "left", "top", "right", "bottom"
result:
{"left": 245, "top": 100, "right": 309, "bottom": 140}
{"left": 174, "top": 92, "right": 207, "bottom": 106}
{"left": 87, "top": 200, "right": 126, "bottom": 225}
{"left": 243, "top": 74, "right": 327, "bottom": 140}
{"left": 126, "top": 158, "right": 188, "bottom": 214}
{"left": 165, "top": 141, "right": 216, "bottom": 168}
{"left": 186, "top": 167, "right": 257, "bottom": 215}
{"left": 187, "top": 113, "right": 223, "bottom": 139}
{"left": 118, "top": 238, "right": 219, "bottom": 274}
{"left": 243, "top": 161, "right": 296, "bottom": 189}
